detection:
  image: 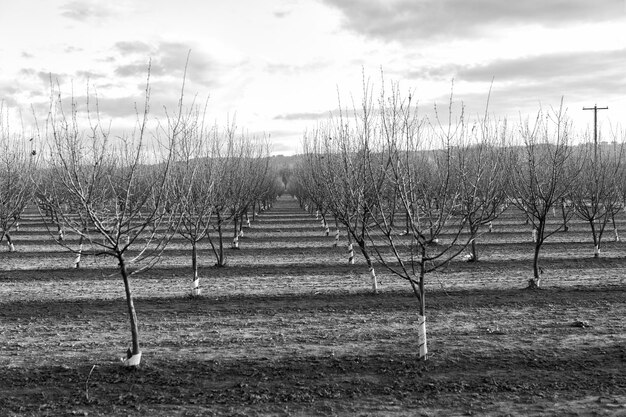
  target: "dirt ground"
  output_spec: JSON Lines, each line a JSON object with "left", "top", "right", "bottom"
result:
{"left": 1, "top": 197, "right": 625, "bottom": 416}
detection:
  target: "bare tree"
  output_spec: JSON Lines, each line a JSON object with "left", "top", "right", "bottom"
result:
{"left": 38, "top": 69, "right": 180, "bottom": 367}
{"left": 363, "top": 84, "right": 505, "bottom": 359}
{"left": 570, "top": 132, "right": 625, "bottom": 256}
{"left": 0, "top": 103, "right": 36, "bottom": 252}
{"left": 506, "top": 104, "right": 580, "bottom": 288}
{"left": 169, "top": 100, "right": 216, "bottom": 296}
{"left": 299, "top": 84, "right": 383, "bottom": 293}
{"left": 456, "top": 118, "right": 509, "bottom": 262}
{"left": 206, "top": 127, "right": 270, "bottom": 265}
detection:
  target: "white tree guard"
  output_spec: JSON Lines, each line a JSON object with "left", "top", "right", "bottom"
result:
{"left": 347, "top": 243, "right": 354, "bottom": 264}
{"left": 315, "top": 210, "right": 320, "bottom": 220}
{"left": 532, "top": 228, "right": 538, "bottom": 243}
{"left": 594, "top": 245, "right": 600, "bottom": 257}
{"left": 122, "top": 352, "right": 142, "bottom": 367}
{"left": 192, "top": 278, "right": 201, "bottom": 296}
{"left": 417, "top": 315, "right": 428, "bottom": 359}
{"left": 74, "top": 243, "right": 83, "bottom": 268}
{"left": 8, "top": 242, "right": 15, "bottom": 252}
{"left": 488, "top": 221, "right": 493, "bottom": 233}
{"left": 615, "top": 228, "right": 620, "bottom": 242}
{"left": 334, "top": 229, "right": 339, "bottom": 247}
{"left": 239, "top": 229, "right": 244, "bottom": 238}
{"left": 232, "top": 236, "right": 239, "bottom": 249}
{"left": 325, "top": 226, "right": 330, "bottom": 236}
{"left": 369, "top": 266, "right": 378, "bottom": 293}
{"left": 58, "top": 230, "right": 64, "bottom": 241}
{"left": 246, "top": 219, "right": 251, "bottom": 228}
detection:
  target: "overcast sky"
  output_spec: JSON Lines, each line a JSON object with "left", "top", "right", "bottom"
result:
{"left": 1, "top": 0, "right": 624, "bottom": 154}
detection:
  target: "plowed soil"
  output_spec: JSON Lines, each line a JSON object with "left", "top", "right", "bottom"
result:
{"left": 1, "top": 196, "right": 625, "bottom": 416}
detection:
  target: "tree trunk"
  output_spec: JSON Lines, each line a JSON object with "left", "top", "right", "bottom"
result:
{"left": 561, "top": 198, "right": 568, "bottom": 232}
{"left": 529, "top": 241, "right": 542, "bottom": 289}
{"left": 358, "top": 240, "right": 378, "bottom": 293}
{"left": 217, "top": 219, "right": 225, "bottom": 265}
{"left": 119, "top": 255, "right": 141, "bottom": 367}
{"left": 469, "top": 238, "right": 478, "bottom": 262}
{"left": 590, "top": 220, "right": 600, "bottom": 258}
{"left": 346, "top": 231, "right": 354, "bottom": 264}
{"left": 417, "top": 257, "right": 427, "bottom": 360}
{"left": 4, "top": 232, "right": 15, "bottom": 252}
{"left": 191, "top": 241, "right": 200, "bottom": 296}
{"left": 74, "top": 234, "right": 84, "bottom": 268}
{"left": 232, "top": 216, "right": 239, "bottom": 249}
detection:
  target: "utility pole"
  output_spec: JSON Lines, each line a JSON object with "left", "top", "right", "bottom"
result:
{"left": 583, "top": 104, "right": 608, "bottom": 162}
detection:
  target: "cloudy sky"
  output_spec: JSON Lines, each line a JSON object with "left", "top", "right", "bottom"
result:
{"left": 1, "top": 0, "right": 624, "bottom": 154}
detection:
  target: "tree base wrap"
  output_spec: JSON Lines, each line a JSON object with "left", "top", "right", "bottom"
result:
{"left": 74, "top": 244, "right": 83, "bottom": 267}
{"left": 347, "top": 244, "right": 354, "bottom": 264}
{"left": 594, "top": 245, "right": 600, "bottom": 256}
{"left": 239, "top": 230, "right": 244, "bottom": 238}
{"left": 615, "top": 229, "right": 620, "bottom": 242}
{"left": 8, "top": 243, "right": 15, "bottom": 252}
{"left": 315, "top": 210, "right": 319, "bottom": 219}
{"left": 232, "top": 237, "right": 239, "bottom": 249}
{"left": 191, "top": 278, "right": 201, "bottom": 296}
{"left": 193, "top": 278, "right": 199, "bottom": 287}
{"left": 246, "top": 219, "right": 251, "bottom": 227}
{"left": 417, "top": 315, "right": 428, "bottom": 359}
{"left": 325, "top": 227, "right": 329, "bottom": 236}
{"left": 370, "top": 267, "right": 378, "bottom": 293}
{"left": 122, "top": 352, "right": 142, "bottom": 367}
{"left": 532, "top": 229, "right": 537, "bottom": 243}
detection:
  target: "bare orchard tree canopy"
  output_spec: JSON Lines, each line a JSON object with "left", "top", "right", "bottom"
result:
{"left": 293, "top": 78, "right": 626, "bottom": 358}
{"left": 506, "top": 105, "right": 581, "bottom": 288}
{"left": 0, "top": 103, "right": 37, "bottom": 252}
{"left": 293, "top": 80, "right": 510, "bottom": 359}
{"left": 35, "top": 73, "right": 181, "bottom": 367}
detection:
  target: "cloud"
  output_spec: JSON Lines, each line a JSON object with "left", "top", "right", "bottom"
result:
{"left": 115, "top": 62, "right": 163, "bottom": 78}
{"left": 59, "top": 0, "right": 116, "bottom": 22}
{"left": 17, "top": 69, "right": 68, "bottom": 87}
{"left": 425, "top": 70, "right": 624, "bottom": 124}
{"left": 114, "top": 41, "right": 153, "bottom": 56}
{"left": 75, "top": 70, "right": 106, "bottom": 80}
{"left": 157, "top": 42, "right": 218, "bottom": 86}
{"left": 321, "top": 0, "right": 624, "bottom": 42}
{"left": 274, "top": 111, "right": 332, "bottom": 121}
{"left": 265, "top": 61, "right": 330, "bottom": 76}
{"left": 274, "top": 10, "right": 290, "bottom": 18}
{"left": 64, "top": 46, "right": 83, "bottom": 54}
{"left": 112, "top": 41, "right": 221, "bottom": 87}
{"left": 455, "top": 49, "right": 626, "bottom": 83}
{"left": 0, "top": 84, "right": 19, "bottom": 96}
{"left": 401, "top": 49, "right": 626, "bottom": 111}
{"left": 0, "top": 83, "right": 20, "bottom": 107}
